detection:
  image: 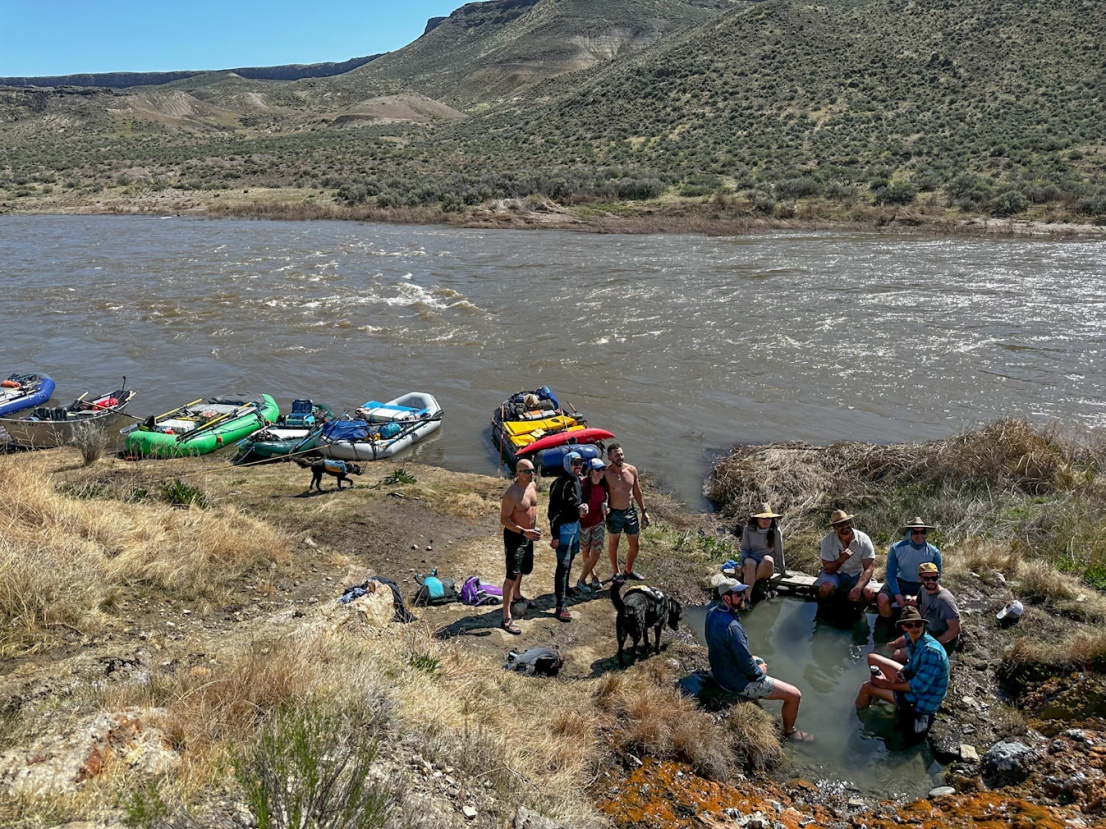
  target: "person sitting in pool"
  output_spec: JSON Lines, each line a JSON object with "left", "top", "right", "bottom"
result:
{"left": 877, "top": 517, "right": 942, "bottom": 619}
{"left": 856, "top": 606, "right": 949, "bottom": 739}
{"left": 706, "top": 578, "right": 812, "bottom": 742}
{"left": 816, "top": 510, "right": 876, "bottom": 608}
{"left": 888, "top": 562, "right": 961, "bottom": 660}
{"left": 739, "top": 503, "right": 785, "bottom": 602}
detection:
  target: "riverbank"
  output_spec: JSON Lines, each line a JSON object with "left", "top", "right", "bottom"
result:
{"left": 1, "top": 423, "right": 1104, "bottom": 827}
{"left": 3, "top": 185, "right": 1105, "bottom": 239}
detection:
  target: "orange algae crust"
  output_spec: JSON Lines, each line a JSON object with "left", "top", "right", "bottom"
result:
{"left": 593, "top": 760, "right": 1085, "bottom": 829}
{"left": 592, "top": 759, "right": 830, "bottom": 829}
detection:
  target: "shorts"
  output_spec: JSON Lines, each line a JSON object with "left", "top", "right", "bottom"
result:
{"left": 607, "top": 506, "right": 640, "bottom": 536}
{"left": 894, "top": 691, "right": 936, "bottom": 736}
{"left": 556, "top": 521, "right": 580, "bottom": 564}
{"left": 503, "top": 528, "right": 534, "bottom": 580}
{"left": 878, "top": 579, "right": 922, "bottom": 600}
{"left": 734, "top": 675, "right": 777, "bottom": 700}
{"left": 816, "top": 570, "right": 860, "bottom": 592}
{"left": 739, "top": 550, "right": 775, "bottom": 567}
{"left": 580, "top": 522, "right": 605, "bottom": 553}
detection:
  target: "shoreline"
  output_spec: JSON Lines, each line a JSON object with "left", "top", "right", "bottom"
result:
{"left": 3, "top": 189, "right": 1105, "bottom": 239}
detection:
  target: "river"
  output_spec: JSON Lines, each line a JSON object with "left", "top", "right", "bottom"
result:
{"left": 2, "top": 215, "right": 1105, "bottom": 504}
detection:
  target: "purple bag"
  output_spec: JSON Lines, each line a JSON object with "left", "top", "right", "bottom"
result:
{"left": 460, "top": 576, "right": 503, "bottom": 606}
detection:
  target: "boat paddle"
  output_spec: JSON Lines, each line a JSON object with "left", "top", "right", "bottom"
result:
{"left": 176, "top": 399, "right": 262, "bottom": 443}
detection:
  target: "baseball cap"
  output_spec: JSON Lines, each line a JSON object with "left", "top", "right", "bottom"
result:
{"left": 716, "top": 577, "right": 750, "bottom": 598}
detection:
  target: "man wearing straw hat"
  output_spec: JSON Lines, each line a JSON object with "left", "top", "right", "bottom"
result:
{"left": 739, "top": 503, "right": 786, "bottom": 602}
{"left": 877, "top": 517, "right": 943, "bottom": 619}
{"left": 816, "top": 510, "right": 876, "bottom": 608}
{"left": 856, "top": 606, "right": 949, "bottom": 739}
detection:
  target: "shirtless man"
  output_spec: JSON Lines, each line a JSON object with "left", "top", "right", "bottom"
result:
{"left": 604, "top": 444, "right": 650, "bottom": 581}
{"left": 500, "top": 459, "right": 542, "bottom": 634}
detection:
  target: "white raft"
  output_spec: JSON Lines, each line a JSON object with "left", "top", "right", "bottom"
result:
{"left": 317, "top": 392, "right": 442, "bottom": 462}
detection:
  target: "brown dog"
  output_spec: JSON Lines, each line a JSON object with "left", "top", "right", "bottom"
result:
{"left": 610, "top": 577, "right": 682, "bottom": 667}
{"left": 295, "top": 457, "right": 362, "bottom": 491}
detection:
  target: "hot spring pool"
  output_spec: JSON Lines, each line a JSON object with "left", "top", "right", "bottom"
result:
{"left": 684, "top": 597, "right": 945, "bottom": 799}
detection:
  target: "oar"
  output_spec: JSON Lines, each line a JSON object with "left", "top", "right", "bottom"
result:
{"left": 116, "top": 398, "right": 203, "bottom": 431}
{"left": 177, "top": 399, "right": 260, "bottom": 443}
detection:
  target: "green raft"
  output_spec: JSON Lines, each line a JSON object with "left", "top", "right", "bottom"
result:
{"left": 124, "top": 394, "right": 280, "bottom": 458}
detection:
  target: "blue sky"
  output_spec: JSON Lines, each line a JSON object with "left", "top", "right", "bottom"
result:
{"left": 0, "top": 1, "right": 486, "bottom": 77}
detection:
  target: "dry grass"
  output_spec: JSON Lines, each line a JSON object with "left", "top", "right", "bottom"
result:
{"left": 1000, "top": 629, "right": 1106, "bottom": 692}
{"left": 0, "top": 458, "right": 290, "bottom": 655}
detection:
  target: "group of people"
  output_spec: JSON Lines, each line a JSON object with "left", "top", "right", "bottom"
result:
{"left": 707, "top": 507, "right": 958, "bottom": 742}
{"left": 498, "top": 443, "right": 650, "bottom": 634}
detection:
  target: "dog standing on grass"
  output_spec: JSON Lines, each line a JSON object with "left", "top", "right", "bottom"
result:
{"left": 295, "top": 457, "right": 362, "bottom": 491}
{"left": 610, "top": 575, "right": 682, "bottom": 667}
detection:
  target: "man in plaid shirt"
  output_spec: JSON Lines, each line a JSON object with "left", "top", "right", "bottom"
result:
{"left": 855, "top": 606, "right": 949, "bottom": 737}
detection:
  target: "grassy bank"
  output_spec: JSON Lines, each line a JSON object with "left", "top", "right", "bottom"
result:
{"left": 2, "top": 423, "right": 1106, "bottom": 827}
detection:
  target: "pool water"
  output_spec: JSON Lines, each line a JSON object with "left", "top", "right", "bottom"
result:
{"left": 684, "top": 598, "right": 944, "bottom": 799}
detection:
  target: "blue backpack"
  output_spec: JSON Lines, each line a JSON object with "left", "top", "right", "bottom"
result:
{"left": 413, "top": 569, "right": 459, "bottom": 607}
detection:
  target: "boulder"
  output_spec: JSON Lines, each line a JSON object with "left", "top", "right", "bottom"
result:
{"left": 981, "top": 739, "right": 1035, "bottom": 788}
{"left": 513, "top": 806, "right": 567, "bottom": 829}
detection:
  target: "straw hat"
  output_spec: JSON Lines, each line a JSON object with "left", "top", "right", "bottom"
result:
{"left": 897, "top": 607, "right": 929, "bottom": 628}
{"left": 829, "top": 509, "right": 854, "bottom": 526}
{"left": 900, "top": 516, "right": 935, "bottom": 532}
{"left": 750, "top": 503, "right": 781, "bottom": 519}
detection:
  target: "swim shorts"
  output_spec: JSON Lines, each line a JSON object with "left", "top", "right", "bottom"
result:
{"left": 606, "top": 506, "right": 640, "bottom": 535}
{"left": 503, "top": 528, "right": 534, "bottom": 580}
{"left": 815, "top": 570, "right": 860, "bottom": 592}
{"left": 735, "top": 675, "right": 777, "bottom": 700}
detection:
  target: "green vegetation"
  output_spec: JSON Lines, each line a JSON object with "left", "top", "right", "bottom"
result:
{"left": 1, "top": 0, "right": 1103, "bottom": 225}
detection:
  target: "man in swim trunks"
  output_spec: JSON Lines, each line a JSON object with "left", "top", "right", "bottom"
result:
{"left": 604, "top": 443, "right": 650, "bottom": 581}
{"left": 500, "top": 459, "right": 542, "bottom": 635}
{"left": 816, "top": 509, "right": 876, "bottom": 608}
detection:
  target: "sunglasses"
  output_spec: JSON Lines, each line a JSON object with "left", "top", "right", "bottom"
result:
{"left": 518, "top": 469, "right": 535, "bottom": 475}
{"left": 835, "top": 522, "right": 853, "bottom": 530}
{"left": 901, "top": 621, "right": 924, "bottom": 629}
{"left": 920, "top": 575, "right": 939, "bottom": 582}
{"left": 911, "top": 529, "right": 928, "bottom": 536}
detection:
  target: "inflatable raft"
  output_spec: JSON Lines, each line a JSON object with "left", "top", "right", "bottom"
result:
{"left": 0, "top": 372, "right": 56, "bottom": 418}
{"left": 491, "top": 386, "right": 608, "bottom": 470}
{"left": 317, "top": 392, "right": 442, "bottom": 462}
{"left": 123, "top": 394, "right": 280, "bottom": 458}
{"left": 233, "top": 399, "right": 333, "bottom": 464}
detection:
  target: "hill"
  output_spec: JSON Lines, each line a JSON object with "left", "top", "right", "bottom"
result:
{"left": 1, "top": 0, "right": 1103, "bottom": 226}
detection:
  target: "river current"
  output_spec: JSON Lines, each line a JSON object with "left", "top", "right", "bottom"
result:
{"left": 2, "top": 215, "right": 1105, "bottom": 503}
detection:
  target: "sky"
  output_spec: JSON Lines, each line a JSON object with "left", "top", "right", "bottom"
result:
{"left": 0, "top": 1, "right": 487, "bottom": 77}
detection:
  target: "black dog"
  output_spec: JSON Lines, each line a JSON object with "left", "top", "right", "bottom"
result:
{"left": 610, "top": 576, "right": 682, "bottom": 667}
{"left": 295, "top": 457, "right": 362, "bottom": 491}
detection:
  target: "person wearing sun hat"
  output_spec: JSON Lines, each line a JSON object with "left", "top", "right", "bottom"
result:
{"left": 705, "top": 578, "right": 812, "bottom": 742}
{"left": 816, "top": 509, "right": 876, "bottom": 607}
{"left": 877, "top": 517, "right": 943, "bottom": 619}
{"left": 856, "top": 605, "right": 949, "bottom": 739}
{"left": 739, "top": 503, "right": 786, "bottom": 602}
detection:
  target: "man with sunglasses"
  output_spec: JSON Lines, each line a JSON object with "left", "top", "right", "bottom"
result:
{"left": 500, "top": 460, "right": 542, "bottom": 635}
{"left": 914, "top": 562, "right": 960, "bottom": 654}
{"left": 857, "top": 606, "right": 949, "bottom": 739}
{"left": 816, "top": 510, "right": 876, "bottom": 608}
{"left": 877, "top": 517, "right": 943, "bottom": 619}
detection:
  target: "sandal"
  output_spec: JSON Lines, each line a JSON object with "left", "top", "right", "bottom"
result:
{"left": 501, "top": 620, "right": 521, "bottom": 635}
{"left": 782, "top": 729, "right": 815, "bottom": 743}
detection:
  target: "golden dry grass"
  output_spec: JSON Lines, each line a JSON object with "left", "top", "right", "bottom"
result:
{"left": 0, "top": 457, "right": 290, "bottom": 655}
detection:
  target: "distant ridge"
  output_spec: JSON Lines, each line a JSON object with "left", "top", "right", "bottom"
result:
{"left": 0, "top": 55, "right": 382, "bottom": 90}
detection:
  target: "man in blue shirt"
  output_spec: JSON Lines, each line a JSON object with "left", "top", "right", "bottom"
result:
{"left": 877, "top": 517, "right": 943, "bottom": 619}
{"left": 856, "top": 606, "right": 949, "bottom": 737}
{"left": 706, "top": 578, "right": 812, "bottom": 742}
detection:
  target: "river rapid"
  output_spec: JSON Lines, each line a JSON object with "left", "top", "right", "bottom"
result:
{"left": 2, "top": 215, "right": 1105, "bottom": 504}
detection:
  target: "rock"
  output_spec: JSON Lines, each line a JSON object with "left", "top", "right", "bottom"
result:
{"left": 982, "top": 739, "right": 1035, "bottom": 787}
{"left": 462, "top": 804, "right": 477, "bottom": 820}
{"left": 928, "top": 786, "right": 956, "bottom": 798}
{"left": 959, "top": 744, "right": 980, "bottom": 763}
{"left": 513, "top": 806, "right": 565, "bottom": 829}
{"left": 723, "top": 807, "right": 742, "bottom": 819}
{"left": 741, "top": 812, "right": 769, "bottom": 829}
{"left": 927, "top": 721, "right": 963, "bottom": 762}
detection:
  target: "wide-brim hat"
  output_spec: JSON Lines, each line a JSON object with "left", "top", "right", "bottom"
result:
{"left": 716, "top": 577, "right": 750, "bottom": 598}
{"left": 897, "top": 607, "right": 929, "bottom": 628}
{"left": 829, "top": 509, "right": 854, "bottom": 526}
{"left": 750, "top": 503, "right": 781, "bottom": 519}
{"left": 900, "top": 516, "right": 935, "bottom": 532}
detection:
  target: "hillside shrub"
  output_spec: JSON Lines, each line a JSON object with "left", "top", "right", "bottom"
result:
{"left": 873, "top": 181, "right": 917, "bottom": 206}
{"left": 988, "top": 189, "right": 1030, "bottom": 217}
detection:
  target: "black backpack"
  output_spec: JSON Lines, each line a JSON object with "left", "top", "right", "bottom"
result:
{"left": 413, "top": 570, "right": 459, "bottom": 607}
{"left": 504, "top": 647, "right": 564, "bottom": 677}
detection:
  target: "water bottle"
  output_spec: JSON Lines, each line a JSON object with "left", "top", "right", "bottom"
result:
{"left": 870, "top": 665, "right": 881, "bottom": 680}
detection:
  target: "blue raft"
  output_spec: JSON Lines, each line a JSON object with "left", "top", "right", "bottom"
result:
{"left": 0, "top": 372, "right": 56, "bottom": 418}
